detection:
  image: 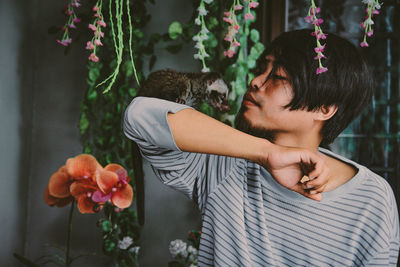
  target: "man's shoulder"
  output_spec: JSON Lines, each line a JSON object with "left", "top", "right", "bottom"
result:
{"left": 319, "top": 147, "right": 395, "bottom": 199}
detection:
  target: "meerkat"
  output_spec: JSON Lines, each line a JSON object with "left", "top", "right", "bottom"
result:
{"left": 132, "top": 69, "right": 230, "bottom": 226}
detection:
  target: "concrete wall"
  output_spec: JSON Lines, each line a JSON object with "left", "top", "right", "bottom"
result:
{"left": 0, "top": 0, "right": 201, "bottom": 266}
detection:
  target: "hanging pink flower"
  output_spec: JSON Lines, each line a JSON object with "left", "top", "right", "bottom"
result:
{"left": 97, "top": 20, "right": 107, "bottom": 27}
{"left": 85, "top": 41, "right": 95, "bottom": 50}
{"left": 244, "top": 13, "right": 255, "bottom": 20}
{"left": 249, "top": 2, "right": 259, "bottom": 8}
{"left": 88, "top": 24, "right": 97, "bottom": 32}
{"left": 89, "top": 53, "right": 99, "bottom": 62}
{"left": 94, "top": 39, "right": 103, "bottom": 46}
{"left": 316, "top": 67, "right": 328, "bottom": 74}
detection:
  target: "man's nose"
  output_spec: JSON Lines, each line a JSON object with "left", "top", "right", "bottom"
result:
{"left": 249, "top": 75, "right": 263, "bottom": 91}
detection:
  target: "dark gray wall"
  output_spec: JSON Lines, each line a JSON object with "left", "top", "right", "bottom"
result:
{"left": 1, "top": 0, "right": 201, "bottom": 266}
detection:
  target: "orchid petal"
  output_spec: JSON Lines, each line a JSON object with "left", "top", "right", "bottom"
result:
{"left": 112, "top": 184, "right": 134, "bottom": 209}
{"left": 77, "top": 195, "right": 97, "bottom": 213}
{"left": 70, "top": 181, "right": 97, "bottom": 198}
{"left": 96, "top": 169, "right": 119, "bottom": 193}
{"left": 48, "top": 167, "right": 72, "bottom": 198}
{"left": 66, "top": 154, "right": 101, "bottom": 180}
{"left": 92, "top": 190, "right": 112, "bottom": 203}
{"left": 44, "top": 186, "right": 73, "bottom": 207}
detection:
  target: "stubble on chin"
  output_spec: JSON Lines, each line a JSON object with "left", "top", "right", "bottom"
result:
{"left": 234, "top": 105, "right": 276, "bottom": 143}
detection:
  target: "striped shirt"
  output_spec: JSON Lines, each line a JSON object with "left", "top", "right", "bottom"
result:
{"left": 123, "top": 97, "right": 400, "bottom": 266}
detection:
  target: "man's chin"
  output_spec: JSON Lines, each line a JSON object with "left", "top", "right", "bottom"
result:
{"left": 234, "top": 107, "right": 276, "bottom": 142}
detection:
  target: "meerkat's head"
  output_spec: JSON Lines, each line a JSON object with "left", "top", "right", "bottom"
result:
{"left": 204, "top": 73, "right": 231, "bottom": 112}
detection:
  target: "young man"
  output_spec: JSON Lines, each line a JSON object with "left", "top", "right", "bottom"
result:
{"left": 123, "top": 29, "right": 399, "bottom": 266}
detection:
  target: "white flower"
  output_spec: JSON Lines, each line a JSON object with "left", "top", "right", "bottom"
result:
{"left": 194, "top": 53, "right": 200, "bottom": 59}
{"left": 364, "top": 18, "right": 374, "bottom": 25}
{"left": 192, "top": 35, "right": 200, "bottom": 41}
{"left": 188, "top": 245, "right": 198, "bottom": 255}
{"left": 200, "top": 27, "right": 209, "bottom": 34}
{"left": 203, "top": 0, "right": 213, "bottom": 4}
{"left": 195, "top": 42, "right": 204, "bottom": 50}
{"left": 374, "top": 2, "right": 381, "bottom": 9}
{"left": 129, "top": 246, "right": 140, "bottom": 255}
{"left": 202, "top": 67, "right": 210, "bottom": 73}
{"left": 169, "top": 239, "right": 187, "bottom": 258}
{"left": 195, "top": 18, "right": 201, "bottom": 25}
{"left": 198, "top": 6, "right": 208, "bottom": 16}
{"left": 118, "top": 236, "right": 133, "bottom": 250}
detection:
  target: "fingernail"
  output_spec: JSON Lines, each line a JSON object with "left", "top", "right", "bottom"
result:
{"left": 310, "top": 190, "right": 317, "bottom": 194}
{"left": 303, "top": 184, "right": 313, "bottom": 189}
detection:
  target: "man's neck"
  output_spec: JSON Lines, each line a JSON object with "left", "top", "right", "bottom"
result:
{"left": 273, "top": 132, "right": 357, "bottom": 193}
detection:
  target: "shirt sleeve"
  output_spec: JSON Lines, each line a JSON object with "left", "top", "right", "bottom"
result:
{"left": 366, "top": 184, "right": 400, "bottom": 267}
{"left": 123, "top": 96, "right": 236, "bottom": 214}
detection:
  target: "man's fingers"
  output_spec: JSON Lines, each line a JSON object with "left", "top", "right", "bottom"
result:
{"left": 303, "top": 167, "right": 330, "bottom": 190}
{"left": 291, "top": 184, "right": 323, "bottom": 202}
{"left": 304, "top": 192, "right": 322, "bottom": 201}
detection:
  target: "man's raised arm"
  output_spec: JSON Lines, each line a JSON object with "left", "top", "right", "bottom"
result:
{"left": 167, "top": 104, "right": 331, "bottom": 201}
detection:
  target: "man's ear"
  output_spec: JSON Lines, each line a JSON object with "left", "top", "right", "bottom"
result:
{"left": 314, "top": 105, "right": 338, "bottom": 121}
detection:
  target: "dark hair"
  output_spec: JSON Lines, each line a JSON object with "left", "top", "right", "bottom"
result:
{"left": 259, "top": 29, "right": 374, "bottom": 145}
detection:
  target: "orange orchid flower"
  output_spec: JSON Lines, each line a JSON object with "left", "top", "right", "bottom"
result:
{"left": 44, "top": 153, "right": 132, "bottom": 213}
{"left": 44, "top": 166, "right": 74, "bottom": 207}
{"left": 92, "top": 164, "right": 133, "bottom": 209}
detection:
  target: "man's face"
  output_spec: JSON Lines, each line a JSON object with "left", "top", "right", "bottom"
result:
{"left": 234, "top": 55, "right": 316, "bottom": 142}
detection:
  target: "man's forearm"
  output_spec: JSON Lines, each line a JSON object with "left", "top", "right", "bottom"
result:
{"left": 167, "top": 108, "right": 272, "bottom": 163}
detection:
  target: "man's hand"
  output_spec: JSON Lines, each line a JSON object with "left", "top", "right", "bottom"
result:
{"left": 256, "top": 143, "right": 331, "bottom": 201}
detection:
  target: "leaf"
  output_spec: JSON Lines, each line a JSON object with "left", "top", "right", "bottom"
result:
{"left": 87, "top": 88, "right": 98, "bottom": 101}
{"left": 199, "top": 101, "right": 215, "bottom": 117}
{"left": 235, "top": 77, "right": 247, "bottom": 95}
{"left": 249, "top": 42, "right": 265, "bottom": 59}
{"left": 165, "top": 44, "right": 183, "bottom": 54}
{"left": 149, "top": 55, "right": 157, "bottom": 70}
{"left": 224, "top": 65, "right": 237, "bottom": 82}
{"left": 250, "top": 29, "right": 260, "bottom": 43}
{"left": 128, "top": 88, "right": 137, "bottom": 97}
{"left": 247, "top": 73, "right": 255, "bottom": 85}
{"left": 207, "top": 17, "right": 219, "bottom": 30}
{"left": 89, "top": 68, "right": 100, "bottom": 82}
{"left": 122, "top": 61, "right": 133, "bottom": 77}
{"left": 168, "top": 21, "right": 183, "bottom": 40}
{"left": 204, "top": 32, "right": 218, "bottom": 48}
{"left": 79, "top": 113, "right": 90, "bottom": 134}
{"left": 133, "top": 29, "right": 144, "bottom": 39}
{"left": 247, "top": 58, "right": 256, "bottom": 69}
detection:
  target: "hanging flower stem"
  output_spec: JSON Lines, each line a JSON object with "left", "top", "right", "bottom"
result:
{"left": 126, "top": 0, "right": 140, "bottom": 86}
{"left": 304, "top": 0, "right": 328, "bottom": 74}
{"left": 193, "top": 0, "right": 212, "bottom": 72}
{"left": 360, "top": 0, "right": 381, "bottom": 47}
{"left": 97, "top": 0, "right": 125, "bottom": 93}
